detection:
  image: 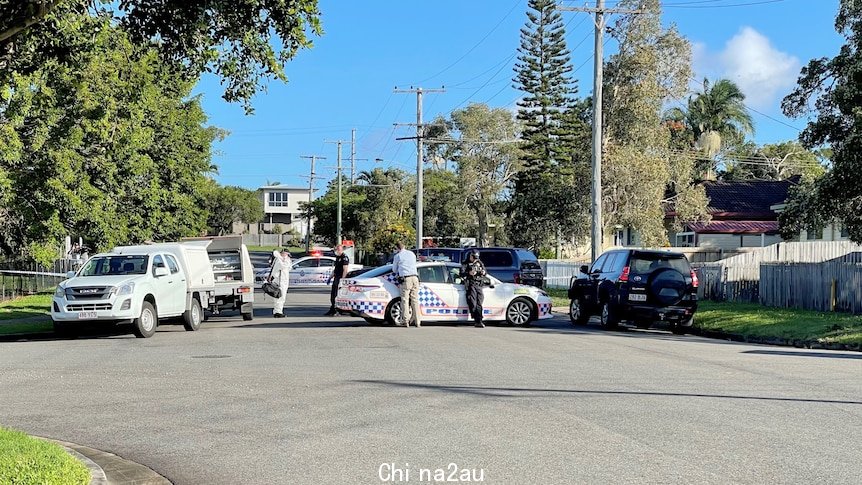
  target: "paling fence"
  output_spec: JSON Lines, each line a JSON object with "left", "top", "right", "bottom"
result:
{"left": 694, "top": 241, "right": 862, "bottom": 306}
{"left": 539, "top": 260, "right": 589, "bottom": 289}
{"left": 760, "top": 262, "right": 862, "bottom": 313}
{"left": 0, "top": 260, "right": 78, "bottom": 302}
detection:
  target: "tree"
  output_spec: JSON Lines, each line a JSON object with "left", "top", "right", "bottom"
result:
{"left": 720, "top": 141, "right": 827, "bottom": 181}
{"left": 510, "top": 0, "right": 590, "bottom": 250}
{"left": 780, "top": 0, "right": 862, "bottom": 242}
{"left": 0, "top": 14, "right": 220, "bottom": 263}
{"left": 602, "top": 0, "right": 707, "bottom": 246}
{"left": 0, "top": 0, "right": 322, "bottom": 112}
{"left": 423, "top": 169, "right": 470, "bottom": 240}
{"left": 204, "top": 182, "right": 264, "bottom": 235}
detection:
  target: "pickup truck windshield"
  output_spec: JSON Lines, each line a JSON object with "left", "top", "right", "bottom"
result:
{"left": 79, "top": 256, "right": 149, "bottom": 276}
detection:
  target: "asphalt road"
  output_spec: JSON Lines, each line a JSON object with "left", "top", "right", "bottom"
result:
{"left": 1, "top": 288, "right": 860, "bottom": 484}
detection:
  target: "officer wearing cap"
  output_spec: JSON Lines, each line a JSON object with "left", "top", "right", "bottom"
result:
{"left": 461, "top": 250, "right": 487, "bottom": 328}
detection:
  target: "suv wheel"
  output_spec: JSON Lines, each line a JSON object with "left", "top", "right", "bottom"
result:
{"left": 569, "top": 298, "right": 589, "bottom": 326}
{"left": 599, "top": 302, "right": 619, "bottom": 329}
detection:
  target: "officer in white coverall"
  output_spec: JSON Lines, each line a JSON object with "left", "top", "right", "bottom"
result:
{"left": 270, "top": 250, "right": 289, "bottom": 318}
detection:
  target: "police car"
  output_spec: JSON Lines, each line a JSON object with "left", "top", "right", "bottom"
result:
{"left": 335, "top": 262, "right": 553, "bottom": 325}
{"left": 256, "top": 256, "right": 364, "bottom": 288}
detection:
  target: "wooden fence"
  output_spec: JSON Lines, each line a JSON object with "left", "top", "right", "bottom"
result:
{"left": 760, "top": 262, "right": 862, "bottom": 313}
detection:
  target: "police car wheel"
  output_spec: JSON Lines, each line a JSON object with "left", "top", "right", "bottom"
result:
{"left": 385, "top": 299, "right": 402, "bottom": 325}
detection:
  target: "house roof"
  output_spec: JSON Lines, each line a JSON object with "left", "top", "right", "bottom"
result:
{"left": 701, "top": 177, "right": 799, "bottom": 218}
{"left": 688, "top": 220, "right": 780, "bottom": 235}
{"left": 259, "top": 185, "right": 308, "bottom": 191}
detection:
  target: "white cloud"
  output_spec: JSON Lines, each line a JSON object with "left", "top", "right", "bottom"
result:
{"left": 695, "top": 27, "right": 800, "bottom": 109}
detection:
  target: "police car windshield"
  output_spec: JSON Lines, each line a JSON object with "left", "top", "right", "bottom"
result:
{"left": 79, "top": 256, "right": 149, "bottom": 276}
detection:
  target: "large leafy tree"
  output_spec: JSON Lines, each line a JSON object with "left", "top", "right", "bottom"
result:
{"left": 204, "top": 182, "right": 265, "bottom": 235}
{"left": 602, "top": 0, "right": 707, "bottom": 246}
{"left": 0, "top": 0, "right": 321, "bottom": 111}
{"left": 0, "top": 14, "right": 220, "bottom": 263}
{"left": 510, "top": 0, "right": 590, "bottom": 250}
{"left": 720, "top": 141, "right": 827, "bottom": 181}
{"left": 780, "top": 0, "right": 862, "bottom": 242}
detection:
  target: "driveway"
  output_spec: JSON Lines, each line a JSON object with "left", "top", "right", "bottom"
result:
{"left": 0, "top": 288, "right": 860, "bottom": 484}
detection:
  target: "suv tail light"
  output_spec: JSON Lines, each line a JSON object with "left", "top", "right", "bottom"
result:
{"left": 513, "top": 272, "right": 521, "bottom": 284}
{"left": 690, "top": 270, "right": 699, "bottom": 288}
{"left": 618, "top": 266, "right": 630, "bottom": 283}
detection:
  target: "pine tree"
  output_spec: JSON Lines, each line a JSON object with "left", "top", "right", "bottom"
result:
{"left": 510, "top": 0, "right": 589, "bottom": 251}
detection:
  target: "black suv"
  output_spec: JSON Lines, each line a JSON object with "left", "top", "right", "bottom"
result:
{"left": 567, "top": 249, "right": 698, "bottom": 334}
{"left": 414, "top": 247, "right": 545, "bottom": 288}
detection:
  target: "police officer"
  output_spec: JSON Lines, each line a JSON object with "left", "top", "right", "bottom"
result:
{"left": 461, "top": 250, "right": 487, "bottom": 328}
{"left": 325, "top": 245, "right": 350, "bottom": 316}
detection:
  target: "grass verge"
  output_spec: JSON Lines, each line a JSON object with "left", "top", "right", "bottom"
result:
{"left": 696, "top": 301, "right": 862, "bottom": 345}
{"left": 546, "top": 288, "right": 568, "bottom": 308}
{"left": 0, "top": 293, "right": 52, "bottom": 323}
{"left": 0, "top": 427, "right": 90, "bottom": 485}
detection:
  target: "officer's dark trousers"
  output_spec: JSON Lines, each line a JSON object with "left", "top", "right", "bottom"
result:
{"left": 330, "top": 277, "right": 341, "bottom": 310}
{"left": 466, "top": 282, "right": 484, "bottom": 322}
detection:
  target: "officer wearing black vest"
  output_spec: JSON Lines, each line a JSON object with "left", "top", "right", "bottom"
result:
{"left": 461, "top": 250, "right": 487, "bottom": 328}
{"left": 325, "top": 245, "right": 350, "bottom": 316}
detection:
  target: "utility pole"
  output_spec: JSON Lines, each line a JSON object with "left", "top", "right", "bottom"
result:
{"left": 394, "top": 86, "right": 445, "bottom": 250}
{"left": 325, "top": 140, "right": 350, "bottom": 247}
{"left": 350, "top": 128, "right": 357, "bottom": 183}
{"left": 300, "top": 155, "right": 326, "bottom": 253}
{"left": 560, "top": 1, "right": 641, "bottom": 262}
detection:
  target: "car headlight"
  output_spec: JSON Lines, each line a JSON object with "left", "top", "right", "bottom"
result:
{"left": 54, "top": 287, "right": 65, "bottom": 298}
{"left": 111, "top": 282, "right": 135, "bottom": 296}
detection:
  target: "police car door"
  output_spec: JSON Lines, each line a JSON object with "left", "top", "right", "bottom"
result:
{"left": 290, "top": 258, "right": 318, "bottom": 287}
{"left": 417, "top": 265, "right": 459, "bottom": 321}
{"left": 448, "top": 265, "right": 471, "bottom": 321}
{"left": 318, "top": 257, "right": 336, "bottom": 285}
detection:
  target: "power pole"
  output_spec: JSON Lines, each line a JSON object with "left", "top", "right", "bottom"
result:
{"left": 325, "top": 140, "right": 350, "bottom": 247}
{"left": 560, "top": 1, "right": 641, "bottom": 262}
{"left": 394, "top": 86, "right": 445, "bottom": 250}
{"left": 350, "top": 128, "right": 357, "bottom": 183}
{"left": 300, "top": 155, "right": 326, "bottom": 253}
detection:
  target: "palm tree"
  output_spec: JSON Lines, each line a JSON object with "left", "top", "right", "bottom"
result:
{"left": 664, "top": 78, "right": 754, "bottom": 179}
{"left": 665, "top": 78, "right": 754, "bottom": 157}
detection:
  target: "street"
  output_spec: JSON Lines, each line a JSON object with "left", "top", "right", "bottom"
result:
{"left": 1, "top": 288, "right": 860, "bottom": 484}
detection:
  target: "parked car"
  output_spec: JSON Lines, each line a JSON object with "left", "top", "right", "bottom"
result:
{"left": 335, "top": 262, "right": 553, "bottom": 326}
{"left": 51, "top": 243, "right": 216, "bottom": 338}
{"left": 567, "top": 249, "right": 698, "bottom": 334}
{"left": 288, "top": 256, "right": 363, "bottom": 287}
{"left": 414, "top": 247, "right": 545, "bottom": 288}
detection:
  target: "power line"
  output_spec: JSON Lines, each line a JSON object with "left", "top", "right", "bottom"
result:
{"left": 663, "top": 0, "right": 787, "bottom": 8}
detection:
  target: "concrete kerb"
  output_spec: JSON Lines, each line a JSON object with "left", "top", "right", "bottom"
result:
{"left": 36, "top": 436, "right": 172, "bottom": 485}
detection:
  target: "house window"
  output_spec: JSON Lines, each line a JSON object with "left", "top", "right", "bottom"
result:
{"left": 613, "top": 228, "right": 625, "bottom": 246}
{"left": 268, "top": 191, "right": 289, "bottom": 207}
{"left": 806, "top": 226, "right": 823, "bottom": 241}
{"left": 675, "top": 232, "right": 695, "bottom": 247}
{"left": 840, "top": 225, "right": 850, "bottom": 238}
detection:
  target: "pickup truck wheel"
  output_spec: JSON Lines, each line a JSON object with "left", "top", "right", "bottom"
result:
{"left": 133, "top": 301, "right": 158, "bottom": 338}
{"left": 599, "top": 302, "right": 619, "bottom": 329}
{"left": 242, "top": 312, "right": 253, "bottom": 321}
{"left": 569, "top": 298, "right": 590, "bottom": 326}
{"left": 183, "top": 298, "right": 203, "bottom": 331}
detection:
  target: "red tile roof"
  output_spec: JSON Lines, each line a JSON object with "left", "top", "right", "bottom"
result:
{"left": 687, "top": 220, "right": 779, "bottom": 235}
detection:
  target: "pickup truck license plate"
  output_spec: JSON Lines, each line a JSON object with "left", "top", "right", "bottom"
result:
{"left": 628, "top": 294, "right": 647, "bottom": 302}
{"left": 77, "top": 311, "right": 98, "bottom": 319}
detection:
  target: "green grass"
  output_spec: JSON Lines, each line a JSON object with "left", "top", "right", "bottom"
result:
{"left": 0, "top": 427, "right": 90, "bottom": 485}
{"left": 546, "top": 287, "right": 569, "bottom": 308}
{"left": 696, "top": 301, "right": 862, "bottom": 345}
{"left": 0, "top": 293, "right": 52, "bottom": 322}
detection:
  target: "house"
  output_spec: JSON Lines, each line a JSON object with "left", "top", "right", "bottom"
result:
{"left": 770, "top": 203, "right": 850, "bottom": 242}
{"left": 233, "top": 185, "right": 312, "bottom": 238}
{"left": 669, "top": 178, "right": 799, "bottom": 249}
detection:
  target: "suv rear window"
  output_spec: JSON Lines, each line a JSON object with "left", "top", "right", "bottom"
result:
{"left": 478, "top": 251, "right": 514, "bottom": 267}
{"left": 629, "top": 253, "right": 690, "bottom": 274}
{"left": 516, "top": 249, "right": 541, "bottom": 269}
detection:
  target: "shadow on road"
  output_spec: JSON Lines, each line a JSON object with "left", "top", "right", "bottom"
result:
{"left": 355, "top": 380, "right": 862, "bottom": 405}
{"left": 742, "top": 349, "right": 862, "bottom": 360}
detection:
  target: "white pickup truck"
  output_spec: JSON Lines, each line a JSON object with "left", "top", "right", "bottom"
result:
{"left": 51, "top": 243, "right": 216, "bottom": 338}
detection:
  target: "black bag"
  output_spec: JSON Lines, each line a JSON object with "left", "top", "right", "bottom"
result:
{"left": 262, "top": 281, "right": 281, "bottom": 298}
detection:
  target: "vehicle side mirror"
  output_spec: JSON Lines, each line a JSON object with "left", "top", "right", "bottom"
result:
{"left": 454, "top": 277, "right": 464, "bottom": 285}
{"left": 66, "top": 271, "right": 76, "bottom": 279}
{"left": 154, "top": 266, "right": 169, "bottom": 277}
{"left": 580, "top": 265, "right": 590, "bottom": 275}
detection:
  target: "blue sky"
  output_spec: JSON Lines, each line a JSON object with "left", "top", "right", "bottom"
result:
{"left": 195, "top": 0, "right": 844, "bottom": 190}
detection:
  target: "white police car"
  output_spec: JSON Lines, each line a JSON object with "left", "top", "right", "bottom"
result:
{"left": 335, "top": 262, "right": 553, "bottom": 325}
{"left": 255, "top": 256, "right": 364, "bottom": 288}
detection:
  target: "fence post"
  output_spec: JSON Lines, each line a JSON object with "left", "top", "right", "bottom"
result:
{"left": 831, "top": 279, "right": 837, "bottom": 312}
